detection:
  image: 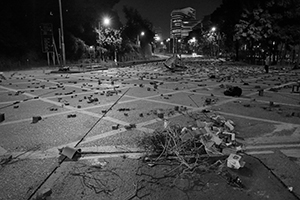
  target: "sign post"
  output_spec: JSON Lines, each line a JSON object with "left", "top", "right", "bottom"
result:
{"left": 41, "top": 23, "right": 54, "bottom": 65}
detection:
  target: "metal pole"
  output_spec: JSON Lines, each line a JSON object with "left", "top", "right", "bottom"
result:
{"left": 47, "top": 52, "right": 50, "bottom": 66}
{"left": 58, "top": 0, "right": 66, "bottom": 66}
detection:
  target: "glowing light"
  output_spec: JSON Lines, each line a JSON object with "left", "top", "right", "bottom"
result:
{"left": 211, "top": 27, "right": 216, "bottom": 32}
{"left": 103, "top": 17, "right": 110, "bottom": 26}
{"left": 190, "top": 37, "right": 196, "bottom": 43}
{"left": 141, "top": 31, "right": 145, "bottom": 36}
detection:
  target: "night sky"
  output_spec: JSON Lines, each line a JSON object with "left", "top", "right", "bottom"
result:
{"left": 113, "top": 0, "right": 223, "bottom": 39}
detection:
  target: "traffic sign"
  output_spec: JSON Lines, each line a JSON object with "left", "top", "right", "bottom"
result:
{"left": 41, "top": 35, "right": 54, "bottom": 53}
{"left": 40, "top": 23, "right": 53, "bottom": 53}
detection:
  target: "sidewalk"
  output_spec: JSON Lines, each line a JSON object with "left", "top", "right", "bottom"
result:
{"left": 33, "top": 152, "right": 299, "bottom": 200}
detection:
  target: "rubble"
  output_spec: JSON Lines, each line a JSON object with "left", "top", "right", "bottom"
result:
{"left": 124, "top": 123, "right": 136, "bottom": 130}
{"left": 224, "top": 86, "right": 242, "bottom": 97}
{"left": 0, "top": 113, "right": 4, "bottom": 123}
{"left": 32, "top": 116, "right": 42, "bottom": 123}
{"left": 163, "top": 54, "right": 188, "bottom": 72}
{"left": 58, "top": 146, "right": 81, "bottom": 159}
{"left": 139, "top": 110, "right": 245, "bottom": 160}
{"left": 227, "top": 153, "right": 245, "bottom": 169}
{"left": 32, "top": 188, "right": 52, "bottom": 200}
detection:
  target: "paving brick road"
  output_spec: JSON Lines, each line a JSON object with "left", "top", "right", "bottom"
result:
{"left": 0, "top": 58, "right": 300, "bottom": 200}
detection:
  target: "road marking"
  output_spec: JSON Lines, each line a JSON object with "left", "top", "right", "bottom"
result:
{"left": 80, "top": 152, "right": 143, "bottom": 160}
{"left": 246, "top": 143, "right": 300, "bottom": 150}
{"left": 218, "top": 111, "right": 300, "bottom": 126}
{"left": 246, "top": 150, "right": 274, "bottom": 155}
{"left": 0, "top": 146, "right": 7, "bottom": 156}
{"left": 10, "top": 145, "right": 143, "bottom": 160}
{"left": 280, "top": 149, "right": 300, "bottom": 158}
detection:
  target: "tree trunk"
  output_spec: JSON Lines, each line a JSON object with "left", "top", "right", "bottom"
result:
{"left": 278, "top": 43, "right": 284, "bottom": 66}
{"left": 296, "top": 44, "right": 300, "bottom": 68}
{"left": 235, "top": 41, "right": 239, "bottom": 61}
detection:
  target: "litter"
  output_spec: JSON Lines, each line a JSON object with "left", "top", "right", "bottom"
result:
{"left": 227, "top": 153, "right": 245, "bottom": 169}
{"left": 33, "top": 188, "right": 52, "bottom": 200}
{"left": 224, "top": 86, "right": 242, "bottom": 97}
{"left": 59, "top": 146, "right": 81, "bottom": 159}
{"left": 32, "top": 116, "right": 42, "bottom": 123}
{"left": 0, "top": 113, "right": 4, "bottom": 123}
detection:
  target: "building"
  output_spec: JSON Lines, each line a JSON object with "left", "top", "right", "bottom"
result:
{"left": 170, "top": 7, "right": 201, "bottom": 53}
{"left": 170, "top": 7, "right": 200, "bottom": 39}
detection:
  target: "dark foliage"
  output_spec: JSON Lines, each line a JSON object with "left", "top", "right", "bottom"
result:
{"left": 0, "top": 0, "right": 120, "bottom": 62}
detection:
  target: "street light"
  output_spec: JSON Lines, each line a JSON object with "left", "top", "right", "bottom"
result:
{"left": 137, "top": 31, "right": 145, "bottom": 46}
{"left": 98, "top": 17, "right": 111, "bottom": 62}
{"left": 99, "top": 17, "right": 110, "bottom": 29}
{"left": 58, "top": 0, "right": 66, "bottom": 66}
{"left": 103, "top": 17, "right": 110, "bottom": 27}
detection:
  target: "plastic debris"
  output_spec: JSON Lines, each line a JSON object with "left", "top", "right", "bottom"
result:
{"left": 227, "top": 153, "right": 245, "bottom": 169}
{"left": 224, "top": 120, "right": 235, "bottom": 131}
{"left": 59, "top": 146, "right": 81, "bottom": 159}
{"left": 33, "top": 188, "right": 52, "bottom": 200}
{"left": 91, "top": 159, "right": 107, "bottom": 168}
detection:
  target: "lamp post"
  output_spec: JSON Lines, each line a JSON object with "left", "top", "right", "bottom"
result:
{"left": 166, "top": 38, "right": 170, "bottom": 53}
{"left": 190, "top": 37, "right": 196, "bottom": 56}
{"left": 211, "top": 26, "right": 220, "bottom": 57}
{"left": 137, "top": 31, "right": 145, "bottom": 46}
{"left": 98, "top": 17, "right": 110, "bottom": 62}
{"left": 58, "top": 0, "right": 66, "bottom": 66}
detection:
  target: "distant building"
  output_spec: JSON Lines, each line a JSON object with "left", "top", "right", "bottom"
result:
{"left": 170, "top": 7, "right": 200, "bottom": 39}
{"left": 154, "top": 27, "right": 162, "bottom": 41}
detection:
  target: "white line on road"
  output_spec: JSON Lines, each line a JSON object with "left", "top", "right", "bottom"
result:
{"left": 246, "top": 143, "right": 300, "bottom": 150}
{"left": 246, "top": 150, "right": 274, "bottom": 155}
{"left": 0, "top": 146, "right": 7, "bottom": 156}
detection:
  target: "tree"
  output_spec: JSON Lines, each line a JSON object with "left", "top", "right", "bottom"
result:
{"left": 207, "top": 0, "right": 262, "bottom": 60}
{"left": 234, "top": 0, "right": 300, "bottom": 64}
{"left": 121, "top": 6, "right": 155, "bottom": 46}
{"left": 234, "top": 8, "right": 273, "bottom": 63}
{"left": 96, "top": 27, "right": 122, "bottom": 61}
{"left": 0, "top": 0, "right": 121, "bottom": 64}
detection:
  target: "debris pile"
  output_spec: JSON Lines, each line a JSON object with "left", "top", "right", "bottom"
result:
{"left": 141, "top": 111, "right": 243, "bottom": 157}
{"left": 139, "top": 110, "right": 246, "bottom": 184}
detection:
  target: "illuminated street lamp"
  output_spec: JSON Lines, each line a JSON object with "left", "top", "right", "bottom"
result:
{"left": 99, "top": 17, "right": 110, "bottom": 29}
{"left": 137, "top": 31, "right": 145, "bottom": 46}
{"left": 98, "top": 16, "right": 111, "bottom": 62}
{"left": 103, "top": 17, "right": 110, "bottom": 27}
{"left": 210, "top": 26, "right": 220, "bottom": 57}
{"left": 166, "top": 38, "right": 171, "bottom": 53}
